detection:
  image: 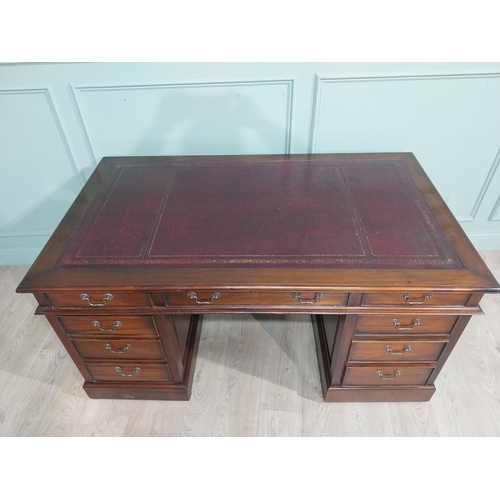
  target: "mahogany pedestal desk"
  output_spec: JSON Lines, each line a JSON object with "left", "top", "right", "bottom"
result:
{"left": 17, "top": 153, "right": 499, "bottom": 402}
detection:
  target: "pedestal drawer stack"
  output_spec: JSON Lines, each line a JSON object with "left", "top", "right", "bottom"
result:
{"left": 35, "top": 291, "right": 202, "bottom": 400}
{"left": 313, "top": 291, "right": 484, "bottom": 402}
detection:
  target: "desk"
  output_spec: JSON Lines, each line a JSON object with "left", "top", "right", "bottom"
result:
{"left": 17, "top": 154, "right": 499, "bottom": 402}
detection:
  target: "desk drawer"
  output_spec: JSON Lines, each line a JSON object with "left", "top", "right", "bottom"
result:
{"left": 72, "top": 338, "right": 165, "bottom": 360}
{"left": 46, "top": 291, "right": 151, "bottom": 309}
{"left": 361, "top": 292, "right": 470, "bottom": 307}
{"left": 164, "top": 290, "right": 347, "bottom": 307}
{"left": 355, "top": 315, "right": 459, "bottom": 335}
{"left": 348, "top": 338, "right": 448, "bottom": 362}
{"left": 86, "top": 362, "right": 172, "bottom": 382}
{"left": 57, "top": 315, "right": 158, "bottom": 336}
{"left": 343, "top": 365, "right": 434, "bottom": 386}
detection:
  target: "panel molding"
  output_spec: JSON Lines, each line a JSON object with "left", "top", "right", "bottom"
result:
{"left": 0, "top": 230, "right": 53, "bottom": 238}
{"left": 0, "top": 85, "right": 84, "bottom": 184}
{"left": 490, "top": 198, "right": 500, "bottom": 221}
{"left": 0, "top": 245, "right": 48, "bottom": 265}
{"left": 486, "top": 147, "right": 500, "bottom": 221}
{"left": 469, "top": 145, "right": 500, "bottom": 222}
{"left": 0, "top": 230, "right": 52, "bottom": 265}
{"left": 309, "top": 72, "right": 500, "bottom": 222}
{"left": 0, "top": 85, "right": 85, "bottom": 247}
{"left": 71, "top": 78, "right": 295, "bottom": 163}
{"left": 456, "top": 215, "right": 475, "bottom": 223}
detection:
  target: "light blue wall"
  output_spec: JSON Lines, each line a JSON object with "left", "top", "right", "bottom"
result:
{"left": 1, "top": 62, "right": 499, "bottom": 265}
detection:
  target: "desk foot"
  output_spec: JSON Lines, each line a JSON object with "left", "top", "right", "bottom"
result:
{"left": 323, "top": 385, "right": 435, "bottom": 402}
{"left": 83, "top": 383, "right": 195, "bottom": 400}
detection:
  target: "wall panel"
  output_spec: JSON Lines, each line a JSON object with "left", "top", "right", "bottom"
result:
{"left": 1, "top": 63, "right": 499, "bottom": 264}
{"left": 72, "top": 79, "right": 294, "bottom": 161}
{"left": 310, "top": 73, "right": 500, "bottom": 222}
{"left": 0, "top": 86, "right": 85, "bottom": 264}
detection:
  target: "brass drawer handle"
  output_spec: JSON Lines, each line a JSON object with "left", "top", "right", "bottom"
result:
{"left": 80, "top": 293, "right": 113, "bottom": 307}
{"left": 376, "top": 369, "right": 402, "bottom": 380}
{"left": 92, "top": 320, "right": 122, "bottom": 332}
{"left": 105, "top": 343, "right": 131, "bottom": 354}
{"left": 187, "top": 291, "right": 221, "bottom": 304}
{"left": 392, "top": 318, "right": 421, "bottom": 330}
{"left": 384, "top": 344, "right": 412, "bottom": 355}
{"left": 291, "top": 292, "right": 324, "bottom": 304}
{"left": 402, "top": 293, "right": 433, "bottom": 305}
{"left": 114, "top": 366, "right": 140, "bottom": 377}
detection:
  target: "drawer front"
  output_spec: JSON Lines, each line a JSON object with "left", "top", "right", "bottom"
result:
{"left": 355, "top": 315, "right": 459, "bottom": 335}
{"left": 164, "top": 291, "right": 347, "bottom": 307}
{"left": 343, "top": 365, "right": 434, "bottom": 386}
{"left": 46, "top": 291, "right": 151, "bottom": 308}
{"left": 348, "top": 338, "right": 448, "bottom": 362}
{"left": 361, "top": 292, "right": 470, "bottom": 307}
{"left": 85, "top": 362, "right": 172, "bottom": 382}
{"left": 72, "top": 338, "right": 165, "bottom": 360}
{"left": 57, "top": 315, "right": 158, "bottom": 336}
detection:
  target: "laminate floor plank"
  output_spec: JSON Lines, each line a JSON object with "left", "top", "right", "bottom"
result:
{"left": 480, "top": 250, "right": 500, "bottom": 280}
{"left": 178, "top": 315, "right": 239, "bottom": 436}
{"left": 35, "top": 369, "right": 92, "bottom": 437}
{"left": 114, "top": 400, "right": 162, "bottom": 437}
{"left": 211, "top": 315, "right": 265, "bottom": 437}
{"left": 0, "top": 288, "right": 39, "bottom": 356}
{"left": 257, "top": 409, "right": 302, "bottom": 437}
{"left": 2, "top": 252, "right": 500, "bottom": 437}
{"left": 128, "top": 401, "right": 175, "bottom": 437}
{"left": 258, "top": 314, "right": 307, "bottom": 413}
{"left": 1, "top": 346, "right": 71, "bottom": 436}
{"left": 0, "top": 314, "right": 61, "bottom": 436}
{"left": 78, "top": 400, "right": 131, "bottom": 437}
{"left": 301, "top": 322, "right": 351, "bottom": 437}
{"left": 302, "top": 401, "right": 349, "bottom": 437}
{"left": 387, "top": 402, "right": 440, "bottom": 437}
{"left": 344, "top": 402, "right": 394, "bottom": 437}
{"left": 143, "top": 315, "right": 237, "bottom": 437}
{"left": 432, "top": 297, "right": 500, "bottom": 436}
{"left": 0, "top": 266, "right": 29, "bottom": 318}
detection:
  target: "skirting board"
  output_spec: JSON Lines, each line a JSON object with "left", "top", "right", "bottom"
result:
{"left": 467, "top": 232, "right": 500, "bottom": 251}
{"left": 0, "top": 247, "right": 45, "bottom": 266}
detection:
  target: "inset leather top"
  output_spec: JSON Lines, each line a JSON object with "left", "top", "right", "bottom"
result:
{"left": 54, "top": 158, "right": 463, "bottom": 270}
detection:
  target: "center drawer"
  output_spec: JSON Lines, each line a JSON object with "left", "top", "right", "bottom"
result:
{"left": 164, "top": 290, "right": 347, "bottom": 307}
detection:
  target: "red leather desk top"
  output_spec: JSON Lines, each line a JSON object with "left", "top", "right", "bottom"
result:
{"left": 54, "top": 157, "right": 462, "bottom": 271}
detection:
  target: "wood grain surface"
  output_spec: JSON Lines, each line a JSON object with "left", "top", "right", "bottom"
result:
{"left": 2, "top": 252, "right": 500, "bottom": 436}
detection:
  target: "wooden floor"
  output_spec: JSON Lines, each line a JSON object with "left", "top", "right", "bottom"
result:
{"left": 1, "top": 251, "right": 500, "bottom": 437}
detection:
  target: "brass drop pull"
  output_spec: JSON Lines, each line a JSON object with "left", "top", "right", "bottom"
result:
{"left": 114, "top": 366, "right": 140, "bottom": 377}
{"left": 105, "top": 343, "right": 131, "bottom": 354}
{"left": 291, "top": 292, "right": 324, "bottom": 304}
{"left": 392, "top": 318, "right": 421, "bottom": 330}
{"left": 402, "top": 293, "right": 433, "bottom": 305}
{"left": 384, "top": 344, "right": 412, "bottom": 355}
{"left": 376, "top": 369, "right": 402, "bottom": 380}
{"left": 80, "top": 293, "right": 113, "bottom": 307}
{"left": 92, "top": 320, "right": 122, "bottom": 332}
{"left": 187, "top": 291, "right": 221, "bottom": 304}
